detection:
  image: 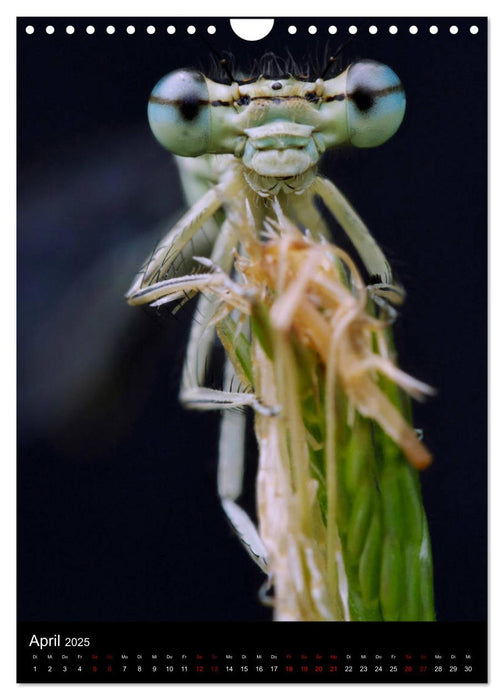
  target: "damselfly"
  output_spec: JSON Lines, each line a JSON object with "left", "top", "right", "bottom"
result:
{"left": 127, "top": 56, "right": 435, "bottom": 621}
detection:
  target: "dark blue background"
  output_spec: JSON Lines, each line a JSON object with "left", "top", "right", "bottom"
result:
{"left": 18, "top": 17, "right": 487, "bottom": 622}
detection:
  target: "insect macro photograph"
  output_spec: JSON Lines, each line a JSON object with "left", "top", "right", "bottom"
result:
{"left": 18, "top": 18, "right": 486, "bottom": 629}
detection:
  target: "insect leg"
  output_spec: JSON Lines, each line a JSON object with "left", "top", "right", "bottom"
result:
{"left": 312, "top": 175, "right": 394, "bottom": 284}
{"left": 217, "top": 356, "right": 269, "bottom": 574}
{"left": 126, "top": 185, "right": 223, "bottom": 305}
{"left": 366, "top": 282, "right": 406, "bottom": 322}
{"left": 180, "top": 218, "right": 275, "bottom": 415}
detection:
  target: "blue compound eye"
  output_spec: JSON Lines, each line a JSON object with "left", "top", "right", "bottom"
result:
{"left": 147, "top": 69, "right": 211, "bottom": 157}
{"left": 346, "top": 60, "right": 406, "bottom": 148}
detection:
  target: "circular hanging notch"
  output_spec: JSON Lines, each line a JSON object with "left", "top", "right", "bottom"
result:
{"left": 230, "top": 19, "right": 274, "bottom": 41}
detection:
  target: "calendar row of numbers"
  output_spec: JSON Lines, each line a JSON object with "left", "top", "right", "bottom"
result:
{"left": 30, "top": 660, "right": 476, "bottom": 679}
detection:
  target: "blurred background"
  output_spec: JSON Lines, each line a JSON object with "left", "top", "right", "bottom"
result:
{"left": 17, "top": 17, "right": 487, "bottom": 622}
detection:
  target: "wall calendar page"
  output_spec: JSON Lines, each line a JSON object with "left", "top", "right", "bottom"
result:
{"left": 17, "top": 16, "right": 487, "bottom": 684}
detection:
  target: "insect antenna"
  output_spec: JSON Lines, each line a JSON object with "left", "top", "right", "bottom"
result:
{"left": 319, "top": 27, "right": 364, "bottom": 79}
{"left": 216, "top": 54, "right": 237, "bottom": 84}
{"left": 199, "top": 36, "right": 237, "bottom": 83}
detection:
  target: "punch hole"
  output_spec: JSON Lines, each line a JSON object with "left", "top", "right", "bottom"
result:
{"left": 106, "top": 25, "right": 115, "bottom": 35}
{"left": 207, "top": 25, "right": 216, "bottom": 35}
{"left": 86, "top": 26, "right": 95, "bottom": 35}
{"left": 409, "top": 25, "right": 418, "bottom": 35}
{"left": 147, "top": 25, "right": 156, "bottom": 35}
{"left": 66, "top": 25, "right": 75, "bottom": 34}
{"left": 127, "top": 25, "right": 135, "bottom": 35}
{"left": 187, "top": 25, "right": 196, "bottom": 35}
{"left": 450, "top": 25, "right": 458, "bottom": 35}
{"left": 369, "top": 25, "right": 378, "bottom": 35}
{"left": 389, "top": 25, "right": 398, "bottom": 35}
{"left": 25, "top": 25, "right": 34, "bottom": 34}
{"left": 288, "top": 25, "right": 297, "bottom": 35}
{"left": 470, "top": 25, "right": 479, "bottom": 34}
{"left": 328, "top": 25, "right": 337, "bottom": 35}
{"left": 46, "top": 25, "right": 55, "bottom": 35}
{"left": 429, "top": 25, "right": 438, "bottom": 35}
{"left": 167, "top": 25, "right": 176, "bottom": 35}
{"left": 348, "top": 25, "right": 358, "bottom": 35}
{"left": 308, "top": 25, "right": 317, "bottom": 35}
{"left": 230, "top": 19, "right": 274, "bottom": 41}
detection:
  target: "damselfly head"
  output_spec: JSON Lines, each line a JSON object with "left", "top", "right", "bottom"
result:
{"left": 147, "top": 61, "right": 405, "bottom": 176}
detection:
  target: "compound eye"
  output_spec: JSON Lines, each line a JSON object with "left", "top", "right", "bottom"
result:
{"left": 147, "top": 69, "right": 210, "bottom": 157}
{"left": 346, "top": 60, "right": 406, "bottom": 147}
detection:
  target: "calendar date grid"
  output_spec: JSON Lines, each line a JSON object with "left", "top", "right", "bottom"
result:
{"left": 27, "top": 647, "right": 476, "bottom": 678}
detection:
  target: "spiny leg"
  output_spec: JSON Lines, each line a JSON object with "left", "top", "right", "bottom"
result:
{"left": 281, "top": 185, "right": 404, "bottom": 319}
{"left": 366, "top": 282, "right": 406, "bottom": 322}
{"left": 127, "top": 272, "right": 220, "bottom": 307}
{"left": 126, "top": 185, "right": 224, "bottom": 304}
{"left": 180, "top": 218, "right": 274, "bottom": 415}
{"left": 180, "top": 215, "right": 237, "bottom": 401}
{"left": 217, "top": 356, "right": 269, "bottom": 574}
{"left": 312, "top": 175, "right": 394, "bottom": 284}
